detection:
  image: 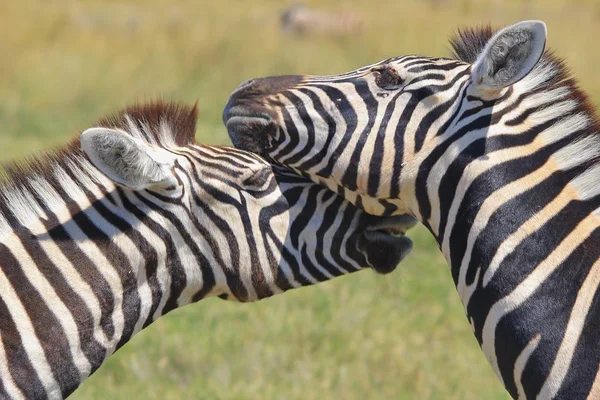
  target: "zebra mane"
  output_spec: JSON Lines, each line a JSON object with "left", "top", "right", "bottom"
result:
{"left": 94, "top": 101, "right": 199, "bottom": 147}
{"left": 449, "top": 25, "right": 495, "bottom": 64}
{"left": 0, "top": 101, "right": 199, "bottom": 235}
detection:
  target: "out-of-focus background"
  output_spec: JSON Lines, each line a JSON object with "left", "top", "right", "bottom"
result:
{"left": 1, "top": 0, "right": 598, "bottom": 398}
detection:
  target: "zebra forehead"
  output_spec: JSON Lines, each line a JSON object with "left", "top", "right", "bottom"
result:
{"left": 94, "top": 101, "right": 199, "bottom": 147}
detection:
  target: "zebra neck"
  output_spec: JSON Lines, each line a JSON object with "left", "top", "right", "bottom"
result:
{"left": 0, "top": 170, "right": 202, "bottom": 399}
{"left": 423, "top": 149, "right": 600, "bottom": 396}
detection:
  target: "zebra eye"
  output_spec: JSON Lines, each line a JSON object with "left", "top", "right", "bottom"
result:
{"left": 373, "top": 66, "right": 403, "bottom": 90}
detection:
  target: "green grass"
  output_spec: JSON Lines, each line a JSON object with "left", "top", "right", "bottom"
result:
{"left": 3, "top": 0, "right": 599, "bottom": 398}
{"left": 71, "top": 226, "right": 505, "bottom": 400}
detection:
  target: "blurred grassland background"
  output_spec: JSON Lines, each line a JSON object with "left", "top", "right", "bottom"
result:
{"left": 1, "top": 0, "right": 599, "bottom": 398}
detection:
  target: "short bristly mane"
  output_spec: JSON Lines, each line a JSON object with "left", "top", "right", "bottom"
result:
{"left": 95, "top": 101, "right": 198, "bottom": 147}
{"left": 0, "top": 101, "right": 199, "bottom": 235}
{"left": 449, "top": 25, "right": 495, "bottom": 64}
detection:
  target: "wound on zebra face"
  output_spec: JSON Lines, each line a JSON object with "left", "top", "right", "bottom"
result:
{"left": 223, "top": 20, "right": 548, "bottom": 216}
{"left": 0, "top": 101, "right": 417, "bottom": 398}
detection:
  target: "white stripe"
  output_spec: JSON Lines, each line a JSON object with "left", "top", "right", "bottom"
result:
{"left": 379, "top": 95, "right": 410, "bottom": 198}
{"left": 515, "top": 334, "right": 541, "bottom": 400}
{"left": 552, "top": 135, "right": 600, "bottom": 171}
{"left": 53, "top": 166, "right": 127, "bottom": 353}
{"left": 277, "top": 90, "right": 318, "bottom": 165}
{"left": 570, "top": 163, "right": 600, "bottom": 201}
{"left": 92, "top": 199, "right": 151, "bottom": 337}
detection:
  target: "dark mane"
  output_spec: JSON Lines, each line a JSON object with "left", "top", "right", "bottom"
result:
{"left": 95, "top": 101, "right": 199, "bottom": 146}
{"left": 449, "top": 25, "right": 495, "bottom": 63}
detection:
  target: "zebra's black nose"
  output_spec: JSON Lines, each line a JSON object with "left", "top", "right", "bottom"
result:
{"left": 223, "top": 75, "right": 304, "bottom": 154}
{"left": 222, "top": 104, "right": 276, "bottom": 154}
{"left": 361, "top": 214, "right": 417, "bottom": 274}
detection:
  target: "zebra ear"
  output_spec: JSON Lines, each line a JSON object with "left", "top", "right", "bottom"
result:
{"left": 80, "top": 127, "right": 178, "bottom": 191}
{"left": 471, "top": 20, "right": 547, "bottom": 90}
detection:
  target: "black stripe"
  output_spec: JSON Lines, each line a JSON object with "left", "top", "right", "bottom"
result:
{"left": 515, "top": 208, "right": 600, "bottom": 398}
{"left": 277, "top": 104, "right": 303, "bottom": 160}
{"left": 412, "top": 71, "right": 470, "bottom": 152}
{"left": 341, "top": 81, "right": 378, "bottom": 192}
{"left": 323, "top": 198, "right": 363, "bottom": 274}
{"left": 33, "top": 180, "right": 116, "bottom": 344}
{"left": 287, "top": 185, "right": 331, "bottom": 281}
{"left": 416, "top": 107, "right": 500, "bottom": 223}
{"left": 35, "top": 216, "right": 108, "bottom": 378}
{"left": 120, "top": 189, "right": 185, "bottom": 319}
{"left": 440, "top": 118, "right": 585, "bottom": 272}
{"left": 368, "top": 96, "right": 398, "bottom": 197}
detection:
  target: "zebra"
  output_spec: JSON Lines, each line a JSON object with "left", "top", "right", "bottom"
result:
{"left": 0, "top": 101, "right": 415, "bottom": 399}
{"left": 223, "top": 20, "right": 600, "bottom": 399}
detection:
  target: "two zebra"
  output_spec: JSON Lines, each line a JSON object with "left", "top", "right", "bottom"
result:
{"left": 5, "top": 18, "right": 593, "bottom": 400}
{"left": 0, "top": 102, "right": 415, "bottom": 398}
{"left": 225, "top": 20, "right": 600, "bottom": 399}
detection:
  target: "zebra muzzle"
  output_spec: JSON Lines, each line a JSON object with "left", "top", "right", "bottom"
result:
{"left": 361, "top": 214, "right": 417, "bottom": 274}
{"left": 223, "top": 108, "right": 276, "bottom": 155}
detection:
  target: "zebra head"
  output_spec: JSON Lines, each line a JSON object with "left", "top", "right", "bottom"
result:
{"left": 77, "top": 102, "right": 414, "bottom": 302}
{"left": 224, "top": 21, "right": 548, "bottom": 218}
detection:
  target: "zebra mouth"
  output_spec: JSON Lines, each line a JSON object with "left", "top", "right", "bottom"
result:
{"left": 223, "top": 105, "right": 276, "bottom": 154}
{"left": 366, "top": 214, "right": 418, "bottom": 235}
{"left": 362, "top": 214, "right": 417, "bottom": 274}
